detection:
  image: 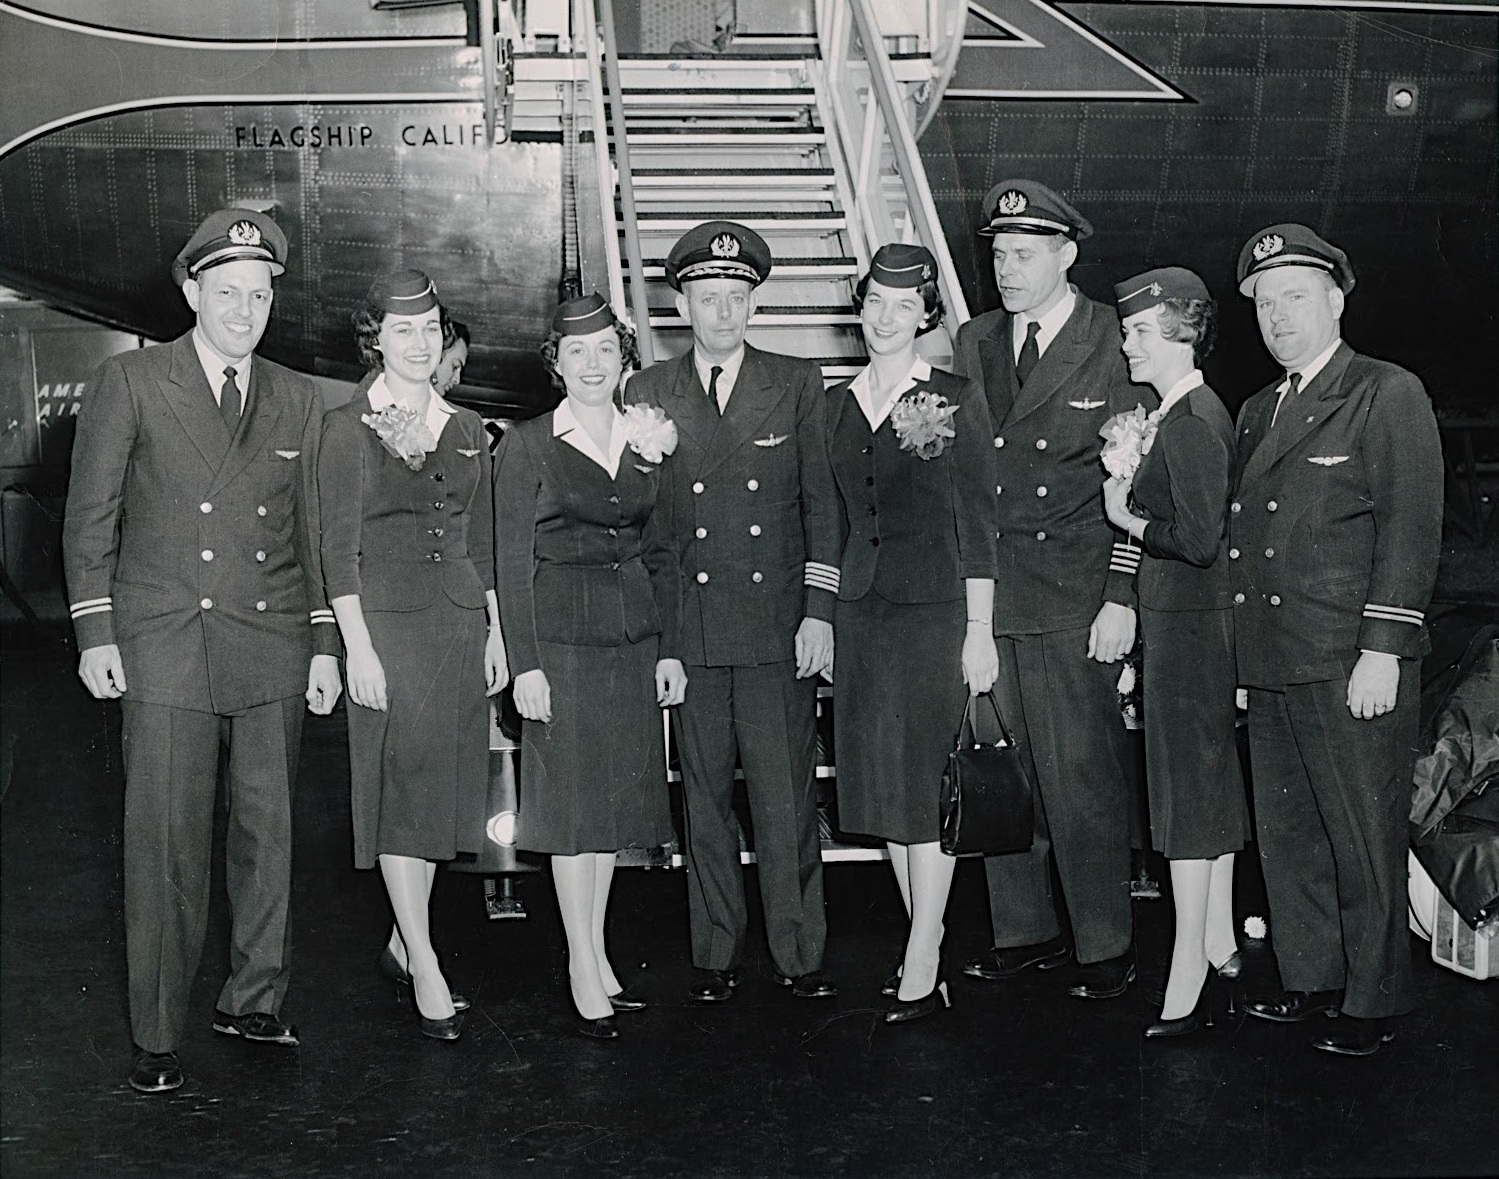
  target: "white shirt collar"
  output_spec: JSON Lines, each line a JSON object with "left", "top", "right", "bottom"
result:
{"left": 553, "top": 397, "right": 627, "bottom": 479}
{"left": 850, "top": 356, "right": 931, "bottom": 432}
{"left": 1155, "top": 369, "right": 1204, "bottom": 419}
{"left": 1279, "top": 336, "right": 1342, "bottom": 393}
{"left": 192, "top": 329, "right": 250, "bottom": 406}
{"left": 365, "top": 372, "right": 456, "bottom": 442}
{"left": 693, "top": 346, "right": 746, "bottom": 412}
{"left": 1012, "top": 285, "right": 1077, "bottom": 363}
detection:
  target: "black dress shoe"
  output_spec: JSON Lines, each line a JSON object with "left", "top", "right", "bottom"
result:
{"left": 963, "top": 937, "right": 1070, "bottom": 981}
{"left": 211, "top": 1010, "right": 299, "bottom": 1045}
{"left": 884, "top": 977, "right": 951, "bottom": 1024}
{"left": 1313, "top": 1016, "right": 1397, "bottom": 1056}
{"left": 377, "top": 947, "right": 471, "bottom": 1012}
{"left": 129, "top": 1049, "right": 183, "bottom": 1094}
{"left": 417, "top": 1010, "right": 464, "bottom": 1041}
{"left": 1068, "top": 952, "right": 1137, "bottom": 1000}
{"left": 775, "top": 970, "right": 838, "bottom": 999}
{"left": 1245, "top": 989, "right": 1342, "bottom": 1023}
{"left": 607, "top": 987, "right": 647, "bottom": 1012}
{"left": 687, "top": 968, "right": 740, "bottom": 1003}
{"left": 577, "top": 1015, "right": 620, "bottom": 1040}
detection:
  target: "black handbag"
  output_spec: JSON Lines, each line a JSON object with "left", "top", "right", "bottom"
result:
{"left": 940, "top": 693, "right": 1035, "bottom": 857}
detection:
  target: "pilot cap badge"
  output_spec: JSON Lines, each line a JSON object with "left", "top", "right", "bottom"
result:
{"left": 1252, "top": 233, "right": 1285, "bottom": 262}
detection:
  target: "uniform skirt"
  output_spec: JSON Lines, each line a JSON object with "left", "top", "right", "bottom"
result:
{"left": 834, "top": 592, "right": 968, "bottom": 844}
{"left": 516, "top": 634, "right": 672, "bottom": 855}
{"left": 1139, "top": 604, "right": 1250, "bottom": 859}
{"left": 348, "top": 599, "right": 490, "bottom": 869}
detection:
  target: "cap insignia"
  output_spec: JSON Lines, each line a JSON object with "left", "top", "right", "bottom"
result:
{"left": 996, "top": 190, "right": 1028, "bottom": 216}
{"left": 922, "top": 263, "right": 933, "bottom": 281}
{"left": 710, "top": 233, "right": 741, "bottom": 259}
{"left": 227, "top": 220, "right": 263, "bottom": 247}
{"left": 1253, "top": 233, "right": 1285, "bottom": 262}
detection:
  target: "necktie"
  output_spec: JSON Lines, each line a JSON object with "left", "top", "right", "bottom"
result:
{"left": 706, "top": 365, "right": 723, "bottom": 415}
{"left": 1015, "top": 321, "right": 1041, "bottom": 387}
{"left": 220, "top": 366, "right": 241, "bottom": 427}
{"left": 1272, "top": 371, "right": 1301, "bottom": 428}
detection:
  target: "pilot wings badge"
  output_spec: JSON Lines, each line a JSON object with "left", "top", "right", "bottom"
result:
{"left": 753, "top": 433, "right": 789, "bottom": 448}
{"left": 1068, "top": 399, "right": 1106, "bottom": 411}
{"left": 274, "top": 449, "right": 300, "bottom": 459}
{"left": 1307, "top": 455, "right": 1349, "bottom": 466}
{"left": 458, "top": 448, "right": 481, "bottom": 457}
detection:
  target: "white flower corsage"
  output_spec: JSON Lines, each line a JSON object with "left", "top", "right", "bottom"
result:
{"left": 361, "top": 405, "right": 437, "bottom": 471}
{"left": 621, "top": 403, "right": 679, "bottom": 465}
{"left": 1098, "top": 404, "right": 1159, "bottom": 480}
{"left": 889, "top": 392, "right": 959, "bottom": 460}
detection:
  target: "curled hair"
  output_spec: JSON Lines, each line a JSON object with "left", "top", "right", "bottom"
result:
{"left": 851, "top": 273, "right": 946, "bottom": 336}
{"left": 539, "top": 320, "right": 641, "bottom": 392}
{"left": 1155, "top": 297, "right": 1217, "bottom": 365}
{"left": 351, "top": 296, "right": 448, "bottom": 372}
{"left": 442, "top": 312, "right": 470, "bottom": 352}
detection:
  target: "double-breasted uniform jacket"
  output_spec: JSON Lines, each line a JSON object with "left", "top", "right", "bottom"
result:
{"left": 1230, "top": 342, "right": 1443, "bottom": 685}
{"left": 827, "top": 364, "right": 997, "bottom": 601}
{"left": 318, "top": 378, "right": 495, "bottom": 614}
{"left": 1127, "top": 384, "right": 1236, "bottom": 611}
{"left": 63, "top": 332, "right": 339, "bottom": 712}
{"left": 624, "top": 345, "right": 841, "bottom": 667}
{"left": 953, "top": 292, "right": 1148, "bottom": 635}
{"left": 491, "top": 412, "right": 680, "bottom": 675}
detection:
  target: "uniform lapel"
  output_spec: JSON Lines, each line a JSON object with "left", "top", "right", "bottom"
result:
{"left": 976, "top": 314, "right": 1019, "bottom": 427}
{"left": 1240, "top": 344, "right": 1354, "bottom": 485}
{"left": 209, "top": 358, "right": 284, "bottom": 494}
{"left": 698, "top": 346, "right": 782, "bottom": 477}
{"left": 1008, "top": 296, "right": 1090, "bottom": 424}
{"left": 658, "top": 352, "right": 719, "bottom": 463}
{"left": 161, "top": 333, "right": 233, "bottom": 471}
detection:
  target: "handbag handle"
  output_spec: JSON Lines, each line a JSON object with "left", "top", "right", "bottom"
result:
{"left": 955, "top": 691, "right": 1015, "bottom": 750}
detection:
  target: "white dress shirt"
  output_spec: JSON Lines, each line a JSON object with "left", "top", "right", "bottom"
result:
{"left": 552, "top": 397, "right": 626, "bottom": 479}
{"left": 693, "top": 346, "right": 746, "bottom": 413}
{"left": 1271, "top": 336, "right": 1341, "bottom": 426}
{"left": 192, "top": 330, "right": 249, "bottom": 406}
{"left": 851, "top": 356, "right": 931, "bottom": 432}
{"left": 1011, "top": 286, "right": 1077, "bottom": 364}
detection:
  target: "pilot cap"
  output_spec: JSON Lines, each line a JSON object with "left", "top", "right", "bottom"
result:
{"left": 1114, "top": 266, "right": 1212, "bottom": 320}
{"left": 977, "top": 180, "right": 1093, "bottom": 241}
{"left": 550, "top": 291, "right": 618, "bottom": 336}
{"left": 173, "top": 209, "right": 287, "bottom": 286}
{"left": 1236, "top": 223, "right": 1355, "bottom": 297}
{"left": 665, "top": 221, "right": 772, "bottom": 290}
{"left": 366, "top": 269, "right": 440, "bottom": 316}
{"left": 867, "top": 243, "right": 937, "bottom": 288}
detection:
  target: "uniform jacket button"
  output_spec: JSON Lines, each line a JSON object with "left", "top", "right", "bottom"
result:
{"left": 1270, "top": 594, "right": 1281, "bottom": 606}
{"left": 1036, "top": 439, "right": 1047, "bottom": 450}
{"left": 433, "top": 501, "right": 445, "bottom": 509}
{"left": 994, "top": 436, "right": 1004, "bottom": 448}
{"left": 608, "top": 527, "right": 618, "bottom": 536}
{"left": 870, "top": 537, "right": 880, "bottom": 546}
{"left": 865, "top": 476, "right": 875, "bottom": 486}
{"left": 433, "top": 472, "right": 444, "bottom": 482}
{"left": 257, "top": 505, "right": 267, "bottom": 516}
{"left": 256, "top": 551, "right": 266, "bottom": 562}
{"left": 256, "top": 601, "right": 267, "bottom": 612}
{"left": 749, "top": 525, "right": 761, "bottom": 536}
{"left": 1229, "top": 548, "right": 1240, "bottom": 559}
{"left": 1267, "top": 501, "right": 1278, "bottom": 512}
{"left": 1230, "top": 502, "right": 1241, "bottom": 514}
{"left": 200, "top": 598, "right": 213, "bottom": 609}
{"left": 610, "top": 495, "right": 621, "bottom": 504}
{"left": 752, "top": 571, "right": 763, "bottom": 583}
{"left": 432, "top": 527, "right": 445, "bottom": 538}
{"left": 200, "top": 502, "right": 212, "bottom": 513}
{"left": 201, "top": 549, "right": 213, "bottom": 561}
{"left": 696, "top": 527, "right": 708, "bottom": 539}
{"left": 996, "top": 485, "right": 1003, "bottom": 495}
{"left": 1265, "top": 547, "right": 1275, "bottom": 558}
{"left": 693, "top": 482, "right": 705, "bottom": 494}
{"left": 611, "top": 562, "right": 620, "bottom": 571}
{"left": 432, "top": 552, "right": 443, "bottom": 562}
{"left": 867, "top": 505, "right": 877, "bottom": 516}
{"left": 697, "top": 571, "right": 709, "bottom": 584}
{"left": 1036, "top": 531, "right": 1046, "bottom": 541}
{"left": 1036, "top": 486, "right": 1047, "bottom": 497}
{"left": 1233, "top": 592, "right": 1246, "bottom": 605}
{"left": 747, "top": 479, "right": 759, "bottom": 491}
{"left": 862, "top": 446, "right": 872, "bottom": 455}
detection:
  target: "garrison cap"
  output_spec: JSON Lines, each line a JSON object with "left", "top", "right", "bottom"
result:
{"left": 867, "top": 243, "right": 937, "bottom": 288}
{"left": 977, "top": 180, "right": 1093, "bottom": 241}
{"left": 173, "top": 208, "right": 287, "bottom": 285}
{"left": 550, "top": 291, "right": 618, "bottom": 336}
{"left": 665, "top": 221, "right": 771, "bottom": 290}
{"left": 1236, "top": 223, "right": 1355, "bottom": 296}
{"left": 366, "top": 269, "right": 440, "bottom": 316}
{"left": 1114, "top": 266, "right": 1212, "bottom": 320}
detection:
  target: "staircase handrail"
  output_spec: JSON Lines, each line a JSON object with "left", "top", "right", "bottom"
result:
{"left": 574, "top": 0, "right": 627, "bottom": 317}
{"left": 595, "top": 0, "right": 656, "bottom": 366}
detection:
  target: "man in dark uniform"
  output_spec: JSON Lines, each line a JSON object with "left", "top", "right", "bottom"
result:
{"left": 625, "top": 221, "right": 841, "bottom": 1002}
{"left": 1231, "top": 224, "right": 1442, "bottom": 1056}
{"left": 63, "top": 209, "right": 343, "bottom": 1093}
{"left": 952, "top": 181, "right": 1147, "bottom": 999}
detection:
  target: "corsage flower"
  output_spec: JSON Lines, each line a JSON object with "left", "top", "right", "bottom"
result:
{"left": 1098, "top": 404, "right": 1159, "bottom": 480}
{"left": 620, "top": 403, "right": 679, "bottom": 465}
{"left": 889, "top": 391, "right": 959, "bottom": 460}
{"left": 361, "top": 405, "right": 437, "bottom": 471}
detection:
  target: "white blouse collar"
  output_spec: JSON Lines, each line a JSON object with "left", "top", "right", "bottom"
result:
{"left": 850, "top": 356, "right": 932, "bottom": 431}
{"left": 553, "top": 398, "right": 627, "bottom": 479}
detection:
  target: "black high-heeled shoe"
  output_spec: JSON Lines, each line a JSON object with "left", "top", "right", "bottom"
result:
{"left": 377, "top": 947, "right": 471, "bottom": 1012}
{"left": 884, "top": 973, "right": 951, "bottom": 1024}
{"left": 415, "top": 1001, "right": 464, "bottom": 1041}
{"left": 1211, "top": 951, "right": 1243, "bottom": 980}
{"left": 880, "top": 961, "right": 903, "bottom": 998}
{"left": 1144, "top": 975, "right": 1221, "bottom": 1039}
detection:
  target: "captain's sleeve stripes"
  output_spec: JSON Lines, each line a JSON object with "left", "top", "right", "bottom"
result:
{"left": 1362, "top": 603, "right": 1423, "bottom": 626}
{"left": 310, "top": 607, "right": 336, "bottom": 625}
{"left": 1108, "top": 541, "right": 1142, "bottom": 577}
{"left": 69, "top": 596, "right": 113, "bottom": 620}
{"left": 803, "top": 561, "right": 840, "bottom": 594}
